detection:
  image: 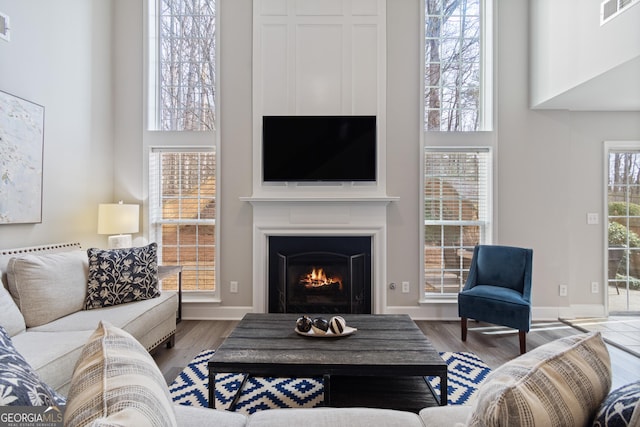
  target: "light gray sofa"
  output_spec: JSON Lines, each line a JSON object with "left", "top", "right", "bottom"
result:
{"left": 0, "top": 242, "right": 177, "bottom": 396}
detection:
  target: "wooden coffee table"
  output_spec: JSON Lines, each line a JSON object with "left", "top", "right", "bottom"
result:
{"left": 208, "top": 313, "right": 447, "bottom": 412}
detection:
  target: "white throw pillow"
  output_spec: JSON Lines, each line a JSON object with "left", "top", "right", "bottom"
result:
{"left": 467, "top": 332, "right": 611, "bottom": 427}
{"left": 7, "top": 250, "right": 88, "bottom": 327}
{"left": 0, "top": 284, "right": 26, "bottom": 336}
{"left": 64, "top": 321, "right": 177, "bottom": 427}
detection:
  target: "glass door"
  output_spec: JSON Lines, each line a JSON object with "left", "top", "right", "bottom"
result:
{"left": 607, "top": 149, "right": 640, "bottom": 313}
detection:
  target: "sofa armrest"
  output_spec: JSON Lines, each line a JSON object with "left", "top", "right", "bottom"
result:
{"left": 418, "top": 405, "right": 472, "bottom": 427}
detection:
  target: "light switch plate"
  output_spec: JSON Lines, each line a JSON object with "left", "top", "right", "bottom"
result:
{"left": 0, "top": 12, "right": 10, "bottom": 42}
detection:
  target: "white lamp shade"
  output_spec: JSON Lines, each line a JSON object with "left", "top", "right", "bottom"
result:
{"left": 97, "top": 203, "right": 140, "bottom": 235}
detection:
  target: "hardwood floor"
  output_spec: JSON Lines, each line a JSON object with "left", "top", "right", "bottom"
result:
{"left": 154, "top": 319, "right": 640, "bottom": 391}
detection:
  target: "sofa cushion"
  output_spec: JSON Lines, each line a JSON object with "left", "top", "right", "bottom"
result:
{"left": 0, "top": 326, "right": 65, "bottom": 406}
{"left": 467, "top": 332, "right": 611, "bottom": 427}
{"left": 418, "top": 405, "right": 472, "bottom": 427}
{"left": 247, "top": 407, "right": 425, "bottom": 427}
{"left": 6, "top": 250, "right": 88, "bottom": 327}
{"left": 11, "top": 330, "right": 95, "bottom": 395}
{"left": 85, "top": 243, "right": 160, "bottom": 309}
{"left": 64, "top": 321, "right": 177, "bottom": 427}
{"left": 0, "top": 284, "right": 26, "bottom": 336}
{"left": 173, "top": 405, "right": 247, "bottom": 427}
{"left": 593, "top": 380, "right": 640, "bottom": 427}
{"left": 29, "top": 291, "right": 177, "bottom": 351}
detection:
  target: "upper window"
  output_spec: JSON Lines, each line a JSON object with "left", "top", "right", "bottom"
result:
{"left": 149, "top": 0, "right": 216, "bottom": 131}
{"left": 424, "top": 0, "right": 491, "bottom": 131}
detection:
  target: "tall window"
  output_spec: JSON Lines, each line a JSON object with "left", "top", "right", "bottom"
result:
{"left": 424, "top": 0, "right": 490, "bottom": 131}
{"left": 150, "top": 0, "right": 216, "bottom": 131}
{"left": 424, "top": 150, "right": 490, "bottom": 296}
{"left": 149, "top": 150, "right": 216, "bottom": 293}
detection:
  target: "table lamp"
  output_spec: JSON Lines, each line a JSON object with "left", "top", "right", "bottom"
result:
{"left": 98, "top": 201, "right": 140, "bottom": 249}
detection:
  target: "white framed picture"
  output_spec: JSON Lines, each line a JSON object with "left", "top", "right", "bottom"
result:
{"left": 0, "top": 90, "right": 44, "bottom": 224}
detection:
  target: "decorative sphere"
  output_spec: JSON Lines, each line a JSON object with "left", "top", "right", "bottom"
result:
{"left": 296, "top": 316, "right": 312, "bottom": 333}
{"left": 329, "top": 316, "right": 346, "bottom": 334}
{"left": 311, "top": 317, "right": 329, "bottom": 335}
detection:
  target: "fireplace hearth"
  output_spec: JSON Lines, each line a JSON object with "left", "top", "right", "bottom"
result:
{"left": 268, "top": 236, "right": 372, "bottom": 314}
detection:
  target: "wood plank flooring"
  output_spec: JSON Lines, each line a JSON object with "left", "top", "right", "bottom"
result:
{"left": 154, "top": 319, "right": 640, "bottom": 392}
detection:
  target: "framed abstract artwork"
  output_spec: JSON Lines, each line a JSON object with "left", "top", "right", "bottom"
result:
{"left": 0, "top": 90, "right": 44, "bottom": 224}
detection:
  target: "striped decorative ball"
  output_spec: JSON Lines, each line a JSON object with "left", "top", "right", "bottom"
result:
{"left": 329, "top": 316, "right": 346, "bottom": 334}
{"left": 311, "top": 317, "right": 329, "bottom": 335}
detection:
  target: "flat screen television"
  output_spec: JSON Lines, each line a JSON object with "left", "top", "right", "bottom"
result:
{"left": 262, "top": 115, "right": 376, "bottom": 182}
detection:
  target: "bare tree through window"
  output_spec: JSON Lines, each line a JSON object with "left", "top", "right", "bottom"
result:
{"left": 425, "top": 0, "right": 481, "bottom": 131}
{"left": 158, "top": 0, "right": 216, "bottom": 131}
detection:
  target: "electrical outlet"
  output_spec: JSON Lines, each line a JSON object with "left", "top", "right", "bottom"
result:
{"left": 230, "top": 281, "right": 238, "bottom": 293}
{"left": 401, "top": 281, "right": 410, "bottom": 293}
{"left": 559, "top": 284, "right": 568, "bottom": 297}
{"left": 591, "top": 281, "right": 599, "bottom": 294}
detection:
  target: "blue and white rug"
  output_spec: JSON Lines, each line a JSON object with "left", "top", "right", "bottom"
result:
{"left": 169, "top": 350, "right": 491, "bottom": 414}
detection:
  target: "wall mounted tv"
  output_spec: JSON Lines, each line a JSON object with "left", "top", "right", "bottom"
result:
{"left": 262, "top": 115, "right": 377, "bottom": 182}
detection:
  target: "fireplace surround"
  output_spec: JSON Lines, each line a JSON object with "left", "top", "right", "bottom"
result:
{"left": 242, "top": 195, "right": 396, "bottom": 314}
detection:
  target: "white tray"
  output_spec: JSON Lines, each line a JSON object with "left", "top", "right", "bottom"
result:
{"left": 294, "top": 326, "right": 357, "bottom": 338}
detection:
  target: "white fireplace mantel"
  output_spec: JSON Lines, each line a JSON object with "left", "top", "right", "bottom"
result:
{"left": 240, "top": 196, "right": 399, "bottom": 204}
{"left": 242, "top": 195, "right": 397, "bottom": 315}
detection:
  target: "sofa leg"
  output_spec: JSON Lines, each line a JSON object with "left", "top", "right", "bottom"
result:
{"left": 461, "top": 317, "right": 467, "bottom": 341}
{"left": 167, "top": 334, "right": 175, "bottom": 349}
{"left": 519, "top": 330, "right": 526, "bottom": 354}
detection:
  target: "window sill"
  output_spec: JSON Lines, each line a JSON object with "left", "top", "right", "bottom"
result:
{"left": 182, "top": 293, "right": 221, "bottom": 304}
{"left": 419, "top": 296, "right": 458, "bottom": 304}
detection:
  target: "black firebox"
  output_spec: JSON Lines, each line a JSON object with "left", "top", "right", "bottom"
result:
{"left": 268, "top": 236, "right": 372, "bottom": 314}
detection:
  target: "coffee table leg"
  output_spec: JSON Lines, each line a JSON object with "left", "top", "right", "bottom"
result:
{"left": 424, "top": 371, "right": 448, "bottom": 406}
{"left": 209, "top": 372, "right": 216, "bottom": 409}
{"left": 440, "top": 373, "right": 447, "bottom": 406}
{"left": 323, "top": 374, "right": 331, "bottom": 406}
{"left": 229, "top": 374, "right": 250, "bottom": 411}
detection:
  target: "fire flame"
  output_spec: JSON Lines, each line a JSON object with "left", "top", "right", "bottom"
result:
{"left": 301, "top": 267, "right": 343, "bottom": 291}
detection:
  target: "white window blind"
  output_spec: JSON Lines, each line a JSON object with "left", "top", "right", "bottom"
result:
{"left": 149, "top": 148, "right": 216, "bottom": 292}
{"left": 424, "top": 149, "right": 490, "bottom": 295}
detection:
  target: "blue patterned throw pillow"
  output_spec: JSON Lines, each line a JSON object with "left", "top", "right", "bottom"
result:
{"left": 85, "top": 243, "right": 160, "bottom": 310}
{"left": 0, "top": 326, "right": 65, "bottom": 406}
{"left": 593, "top": 381, "right": 640, "bottom": 427}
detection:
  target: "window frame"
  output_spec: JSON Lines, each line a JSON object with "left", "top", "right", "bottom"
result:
{"left": 144, "top": 0, "right": 220, "bottom": 302}
{"left": 420, "top": 0, "right": 495, "bottom": 302}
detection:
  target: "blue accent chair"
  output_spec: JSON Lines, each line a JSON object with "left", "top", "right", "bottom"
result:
{"left": 458, "top": 245, "right": 533, "bottom": 354}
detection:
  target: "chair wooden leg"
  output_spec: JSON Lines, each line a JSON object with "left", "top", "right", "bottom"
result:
{"left": 461, "top": 317, "right": 468, "bottom": 341}
{"left": 519, "top": 330, "right": 526, "bottom": 354}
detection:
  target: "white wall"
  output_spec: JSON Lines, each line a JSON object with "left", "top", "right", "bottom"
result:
{"left": 0, "top": 0, "right": 114, "bottom": 250}
{"left": 530, "top": 0, "right": 640, "bottom": 110}
{"left": 2, "top": 0, "right": 639, "bottom": 319}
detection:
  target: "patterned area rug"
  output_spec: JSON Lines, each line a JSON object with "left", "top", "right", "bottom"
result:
{"left": 169, "top": 350, "right": 491, "bottom": 415}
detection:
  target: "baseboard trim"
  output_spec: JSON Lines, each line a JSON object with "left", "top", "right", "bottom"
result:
{"left": 181, "top": 303, "right": 607, "bottom": 321}
{"left": 182, "top": 304, "right": 253, "bottom": 320}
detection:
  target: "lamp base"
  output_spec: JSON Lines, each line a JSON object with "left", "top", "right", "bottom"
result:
{"left": 108, "top": 234, "right": 132, "bottom": 249}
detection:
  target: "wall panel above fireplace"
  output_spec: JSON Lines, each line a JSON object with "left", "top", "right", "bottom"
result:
{"left": 251, "top": 0, "right": 388, "bottom": 198}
